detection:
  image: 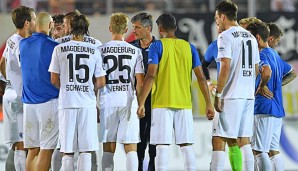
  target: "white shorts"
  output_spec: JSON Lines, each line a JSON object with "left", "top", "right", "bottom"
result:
{"left": 212, "top": 99, "right": 254, "bottom": 139}
{"left": 3, "top": 88, "right": 23, "bottom": 145}
{"left": 150, "top": 108, "right": 194, "bottom": 145}
{"left": 252, "top": 114, "right": 282, "bottom": 152}
{"left": 24, "top": 99, "right": 59, "bottom": 149}
{"left": 99, "top": 106, "right": 140, "bottom": 144}
{"left": 59, "top": 107, "right": 99, "bottom": 153}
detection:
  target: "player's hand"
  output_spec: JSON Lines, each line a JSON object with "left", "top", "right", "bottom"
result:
{"left": 255, "top": 86, "right": 273, "bottom": 99}
{"left": 206, "top": 104, "right": 215, "bottom": 120}
{"left": 137, "top": 105, "right": 145, "bottom": 119}
{"left": 214, "top": 96, "right": 223, "bottom": 113}
{"left": 0, "top": 80, "right": 6, "bottom": 96}
{"left": 96, "top": 107, "right": 100, "bottom": 123}
{"left": 208, "top": 84, "right": 217, "bottom": 96}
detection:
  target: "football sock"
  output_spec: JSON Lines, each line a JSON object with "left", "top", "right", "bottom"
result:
{"left": 5, "top": 149, "right": 15, "bottom": 171}
{"left": 102, "top": 152, "right": 114, "bottom": 171}
{"left": 14, "top": 150, "right": 26, "bottom": 171}
{"left": 126, "top": 151, "right": 138, "bottom": 171}
{"left": 62, "top": 155, "right": 74, "bottom": 171}
{"left": 91, "top": 151, "right": 98, "bottom": 171}
{"left": 255, "top": 152, "right": 271, "bottom": 171}
{"left": 210, "top": 151, "right": 225, "bottom": 171}
{"left": 270, "top": 153, "right": 284, "bottom": 171}
{"left": 228, "top": 146, "right": 242, "bottom": 171}
{"left": 240, "top": 144, "right": 254, "bottom": 171}
{"left": 51, "top": 149, "right": 62, "bottom": 171}
{"left": 180, "top": 145, "right": 196, "bottom": 171}
{"left": 77, "top": 153, "right": 91, "bottom": 171}
{"left": 155, "top": 145, "right": 169, "bottom": 171}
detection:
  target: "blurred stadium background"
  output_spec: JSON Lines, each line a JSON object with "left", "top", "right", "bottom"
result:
{"left": 0, "top": 0, "right": 298, "bottom": 170}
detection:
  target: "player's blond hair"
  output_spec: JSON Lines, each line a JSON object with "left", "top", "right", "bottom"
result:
{"left": 239, "top": 17, "right": 262, "bottom": 28}
{"left": 110, "top": 13, "right": 129, "bottom": 34}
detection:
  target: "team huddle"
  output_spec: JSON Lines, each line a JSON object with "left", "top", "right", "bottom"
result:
{"left": 0, "top": 1, "right": 296, "bottom": 171}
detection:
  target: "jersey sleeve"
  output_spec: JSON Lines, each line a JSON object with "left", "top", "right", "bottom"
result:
{"left": 281, "top": 59, "right": 292, "bottom": 76}
{"left": 135, "top": 48, "right": 144, "bottom": 74}
{"left": 190, "top": 43, "right": 201, "bottom": 68}
{"left": 204, "top": 41, "right": 216, "bottom": 63}
{"left": 217, "top": 33, "right": 232, "bottom": 61}
{"left": 48, "top": 46, "right": 60, "bottom": 74}
{"left": 148, "top": 40, "right": 162, "bottom": 65}
{"left": 259, "top": 52, "right": 270, "bottom": 67}
{"left": 94, "top": 49, "right": 106, "bottom": 78}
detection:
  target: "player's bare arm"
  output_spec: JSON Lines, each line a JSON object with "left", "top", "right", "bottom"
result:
{"left": 0, "top": 56, "right": 6, "bottom": 79}
{"left": 95, "top": 76, "right": 106, "bottom": 91}
{"left": 282, "top": 70, "right": 296, "bottom": 86}
{"left": 256, "top": 65, "right": 273, "bottom": 99}
{"left": 50, "top": 72, "right": 60, "bottom": 89}
{"left": 137, "top": 64, "right": 158, "bottom": 117}
{"left": 193, "top": 66, "right": 214, "bottom": 120}
{"left": 214, "top": 58, "right": 231, "bottom": 112}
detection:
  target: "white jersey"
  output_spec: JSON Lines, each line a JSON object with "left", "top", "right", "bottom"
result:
{"left": 99, "top": 40, "right": 144, "bottom": 108}
{"left": 217, "top": 26, "right": 260, "bottom": 99}
{"left": 49, "top": 40, "right": 106, "bottom": 109}
{"left": 3, "top": 34, "right": 23, "bottom": 97}
{"left": 56, "top": 35, "right": 102, "bottom": 48}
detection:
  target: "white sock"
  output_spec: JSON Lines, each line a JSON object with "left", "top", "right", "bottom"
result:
{"left": 6, "top": 149, "right": 15, "bottom": 171}
{"left": 102, "top": 152, "right": 114, "bottom": 171}
{"left": 91, "top": 151, "right": 98, "bottom": 171}
{"left": 155, "top": 145, "right": 169, "bottom": 171}
{"left": 240, "top": 145, "right": 254, "bottom": 171}
{"left": 51, "top": 149, "right": 62, "bottom": 171}
{"left": 210, "top": 151, "right": 226, "bottom": 171}
{"left": 180, "top": 145, "right": 196, "bottom": 171}
{"left": 126, "top": 151, "right": 138, "bottom": 171}
{"left": 14, "top": 150, "right": 26, "bottom": 171}
{"left": 255, "top": 153, "right": 271, "bottom": 171}
{"left": 62, "top": 155, "right": 74, "bottom": 171}
{"left": 77, "top": 153, "right": 91, "bottom": 171}
{"left": 270, "top": 153, "right": 284, "bottom": 171}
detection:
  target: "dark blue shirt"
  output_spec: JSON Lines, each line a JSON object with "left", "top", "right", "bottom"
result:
{"left": 20, "top": 32, "right": 59, "bottom": 104}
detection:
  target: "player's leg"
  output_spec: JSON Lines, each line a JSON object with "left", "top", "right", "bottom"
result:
{"left": 77, "top": 107, "right": 99, "bottom": 171}
{"left": 60, "top": 108, "right": 78, "bottom": 171}
{"left": 99, "top": 107, "right": 119, "bottom": 171}
{"left": 51, "top": 148, "right": 62, "bottom": 171}
{"left": 269, "top": 117, "right": 283, "bottom": 171}
{"left": 119, "top": 106, "right": 140, "bottom": 171}
{"left": 23, "top": 103, "right": 40, "bottom": 171}
{"left": 3, "top": 93, "right": 26, "bottom": 171}
{"left": 237, "top": 99, "right": 254, "bottom": 171}
{"left": 36, "top": 99, "right": 59, "bottom": 171}
{"left": 146, "top": 102, "right": 156, "bottom": 171}
{"left": 137, "top": 114, "right": 148, "bottom": 171}
{"left": 252, "top": 114, "right": 274, "bottom": 171}
{"left": 150, "top": 108, "right": 173, "bottom": 171}
{"left": 175, "top": 109, "right": 196, "bottom": 171}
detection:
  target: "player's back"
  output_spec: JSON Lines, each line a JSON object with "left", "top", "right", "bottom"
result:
{"left": 50, "top": 40, "right": 101, "bottom": 109}
{"left": 3, "top": 34, "right": 23, "bottom": 98}
{"left": 217, "top": 26, "right": 259, "bottom": 99}
{"left": 99, "top": 40, "right": 143, "bottom": 108}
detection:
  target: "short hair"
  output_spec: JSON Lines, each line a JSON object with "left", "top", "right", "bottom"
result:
{"left": 11, "top": 6, "right": 34, "bottom": 29}
{"left": 64, "top": 10, "right": 81, "bottom": 21}
{"left": 156, "top": 13, "right": 176, "bottom": 32}
{"left": 131, "top": 12, "right": 153, "bottom": 31}
{"left": 52, "top": 14, "right": 65, "bottom": 24}
{"left": 267, "top": 22, "right": 283, "bottom": 38}
{"left": 215, "top": 1, "right": 238, "bottom": 21}
{"left": 70, "top": 14, "right": 90, "bottom": 36}
{"left": 246, "top": 22, "right": 270, "bottom": 42}
{"left": 239, "top": 17, "right": 262, "bottom": 26}
{"left": 110, "top": 13, "right": 129, "bottom": 34}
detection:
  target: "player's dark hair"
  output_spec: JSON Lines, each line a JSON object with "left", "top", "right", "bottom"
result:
{"left": 267, "top": 22, "right": 283, "bottom": 38}
{"left": 70, "top": 14, "right": 90, "bottom": 36}
{"left": 156, "top": 13, "right": 176, "bottom": 32}
{"left": 64, "top": 10, "right": 81, "bottom": 22}
{"left": 215, "top": 1, "right": 238, "bottom": 21}
{"left": 131, "top": 12, "right": 153, "bottom": 31}
{"left": 246, "top": 22, "right": 269, "bottom": 42}
{"left": 52, "top": 14, "right": 65, "bottom": 24}
{"left": 12, "top": 6, "right": 34, "bottom": 29}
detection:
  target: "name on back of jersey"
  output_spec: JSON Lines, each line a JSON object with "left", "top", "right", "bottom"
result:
{"left": 61, "top": 45, "right": 95, "bottom": 54}
{"left": 109, "top": 84, "right": 129, "bottom": 92}
{"left": 7, "top": 39, "right": 16, "bottom": 50}
{"left": 101, "top": 46, "right": 135, "bottom": 54}
{"left": 231, "top": 31, "right": 253, "bottom": 38}
{"left": 66, "top": 84, "right": 89, "bottom": 92}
